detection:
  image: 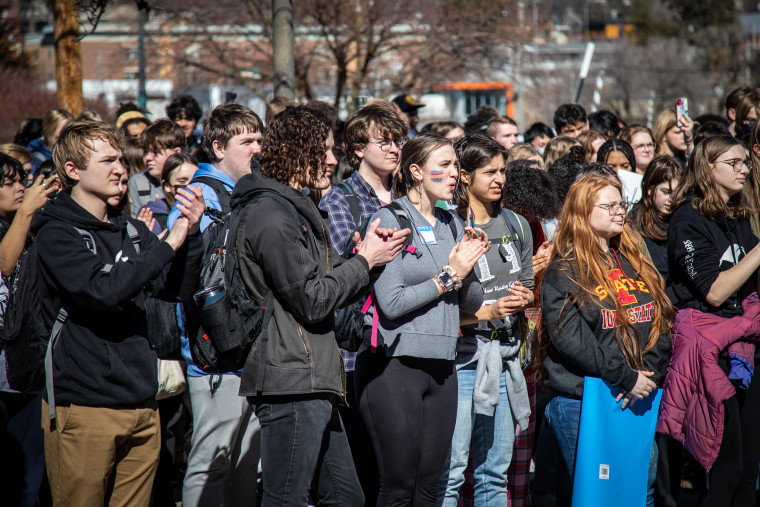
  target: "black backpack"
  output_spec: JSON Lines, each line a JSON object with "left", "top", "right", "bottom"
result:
{"left": 0, "top": 223, "right": 161, "bottom": 421}
{"left": 332, "top": 182, "right": 457, "bottom": 351}
{"left": 187, "top": 189, "right": 307, "bottom": 384}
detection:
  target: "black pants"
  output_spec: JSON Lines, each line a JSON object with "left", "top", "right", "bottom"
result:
{"left": 354, "top": 348, "right": 457, "bottom": 507}
{"left": 251, "top": 394, "right": 363, "bottom": 507}
{"left": 338, "top": 371, "right": 379, "bottom": 506}
{"left": 699, "top": 358, "right": 760, "bottom": 507}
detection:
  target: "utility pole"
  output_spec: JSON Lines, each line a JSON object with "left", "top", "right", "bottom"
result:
{"left": 53, "top": 0, "right": 83, "bottom": 115}
{"left": 272, "top": 0, "right": 295, "bottom": 99}
{"left": 137, "top": 7, "right": 147, "bottom": 109}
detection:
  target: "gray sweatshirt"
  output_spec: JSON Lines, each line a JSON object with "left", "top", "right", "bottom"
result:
{"left": 369, "top": 197, "right": 484, "bottom": 360}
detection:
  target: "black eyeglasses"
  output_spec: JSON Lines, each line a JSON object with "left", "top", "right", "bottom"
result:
{"left": 369, "top": 139, "right": 405, "bottom": 152}
{"left": 717, "top": 158, "right": 752, "bottom": 172}
{"left": 595, "top": 202, "right": 631, "bottom": 215}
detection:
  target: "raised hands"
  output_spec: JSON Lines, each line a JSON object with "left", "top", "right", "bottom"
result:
{"left": 355, "top": 218, "right": 411, "bottom": 269}
{"left": 532, "top": 241, "right": 553, "bottom": 276}
{"left": 448, "top": 227, "right": 488, "bottom": 279}
{"left": 20, "top": 173, "right": 58, "bottom": 217}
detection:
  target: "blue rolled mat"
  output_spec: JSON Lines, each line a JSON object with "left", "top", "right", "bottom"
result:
{"left": 572, "top": 376, "right": 661, "bottom": 507}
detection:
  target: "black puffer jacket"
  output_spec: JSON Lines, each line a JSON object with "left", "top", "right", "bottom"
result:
{"left": 234, "top": 171, "right": 373, "bottom": 398}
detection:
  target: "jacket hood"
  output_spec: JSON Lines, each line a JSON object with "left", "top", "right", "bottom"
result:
{"left": 231, "top": 170, "right": 324, "bottom": 235}
{"left": 32, "top": 192, "right": 127, "bottom": 235}
{"left": 28, "top": 137, "right": 50, "bottom": 156}
{"left": 193, "top": 163, "right": 236, "bottom": 187}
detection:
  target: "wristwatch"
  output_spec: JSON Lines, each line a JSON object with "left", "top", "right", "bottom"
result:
{"left": 442, "top": 265, "right": 463, "bottom": 290}
{"left": 436, "top": 271, "right": 455, "bottom": 292}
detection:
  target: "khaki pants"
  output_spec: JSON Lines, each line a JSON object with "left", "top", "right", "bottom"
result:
{"left": 42, "top": 400, "right": 160, "bottom": 507}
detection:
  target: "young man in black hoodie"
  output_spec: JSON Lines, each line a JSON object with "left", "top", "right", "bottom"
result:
{"left": 234, "top": 106, "right": 410, "bottom": 505}
{"left": 39, "top": 120, "right": 204, "bottom": 506}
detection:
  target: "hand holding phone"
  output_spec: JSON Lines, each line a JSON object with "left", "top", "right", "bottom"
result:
{"left": 676, "top": 97, "right": 688, "bottom": 127}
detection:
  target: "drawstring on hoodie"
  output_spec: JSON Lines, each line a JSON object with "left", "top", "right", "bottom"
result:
{"left": 610, "top": 247, "right": 641, "bottom": 295}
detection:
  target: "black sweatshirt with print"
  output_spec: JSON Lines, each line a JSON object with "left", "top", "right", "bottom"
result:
{"left": 668, "top": 196, "right": 759, "bottom": 318}
{"left": 541, "top": 248, "right": 671, "bottom": 398}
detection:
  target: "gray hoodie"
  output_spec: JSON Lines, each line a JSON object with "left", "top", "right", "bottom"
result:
{"left": 369, "top": 197, "right": 484, "bottom": 360}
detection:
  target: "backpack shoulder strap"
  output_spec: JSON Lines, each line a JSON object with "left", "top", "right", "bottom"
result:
{"left": 500, "top": 208, "right": 525, "bottom": 252}
{"left": 126, "top": 221, "right": 141, "bottom": 254}
{"left": 46, "top": 226, "right": 113, "bottom": 422}
{"left": 191, "top": 175, "right": 232, "bottom": 214}
{"left": 384, "top": 201, "right": 421, "bottom": 258}
{"left": 135, "top": 172, "right": 152, "bottom": 197}
{"left": 336, "top": 181, "right": 361, "bottom": 226}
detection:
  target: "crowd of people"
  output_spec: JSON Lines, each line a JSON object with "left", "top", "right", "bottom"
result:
{"left": 1, "top": 85, "right": 760, "bottom": 507}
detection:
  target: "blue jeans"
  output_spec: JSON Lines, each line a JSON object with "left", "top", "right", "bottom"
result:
{"left": 438, "top": 364, "right": 515, "bottom": 506}
{"left": 251, "top": 394, "right": 363, "bottom": 507}
{"left": 544, "top": 393, "right": 657, "bottom": 507}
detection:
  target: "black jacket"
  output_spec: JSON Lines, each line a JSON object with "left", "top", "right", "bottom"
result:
{"left": 540, "top": 248, "right": 671, "bottom": 398}
{"left": 34, "top": 192, "right": 202, "bottom": 407}
{"left": 234, "top": 171, "right": 373, "bottom": 398}
{"left": 668, "top": 196, "right": 759, "bottom": 318}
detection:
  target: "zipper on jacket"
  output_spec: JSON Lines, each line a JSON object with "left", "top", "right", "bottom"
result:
{"left": 296, "top": 324, "right": 311, "bottom": 362}
{"left": 337, "top": 346, "right": 348, "bottom": 406}
{"left": 307, "top": 198, "right": 331, "bottom": 272}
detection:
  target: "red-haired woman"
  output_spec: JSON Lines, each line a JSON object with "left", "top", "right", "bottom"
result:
{"left": 540, "top": 176, "right": 673, "bottom": 504}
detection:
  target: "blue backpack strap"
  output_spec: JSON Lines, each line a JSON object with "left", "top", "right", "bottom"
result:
{"left": 336, "top": 181, "right": 362, "bottom": 227}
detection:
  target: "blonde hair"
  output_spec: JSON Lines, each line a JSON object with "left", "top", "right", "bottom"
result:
{"left": 543, "top": 135, "right": 581, "bottom": 170}
{"left": 42, "top": 108, "right": 74, "bottom": 148}
{"left": 653, "top": 109, "right": 678, "bottom": 158}
{"left": 52, "top": 120, "right": 125, "bottom": 193}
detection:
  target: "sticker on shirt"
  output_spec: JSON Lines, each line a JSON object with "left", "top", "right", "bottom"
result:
{"left": 418, "top": 226, "right": 436, "bottom": 244}
{"left": 499, "top": 243, "right": 520, "bottom": 274}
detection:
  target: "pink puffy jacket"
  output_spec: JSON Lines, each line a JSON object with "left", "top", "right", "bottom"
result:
{"left": 657, "top": 293, "right": 760, "bottom": 470}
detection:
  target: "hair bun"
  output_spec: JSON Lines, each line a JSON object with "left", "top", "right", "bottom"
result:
{"left": 569, "top": 145, "right": 586, "bottom": 163}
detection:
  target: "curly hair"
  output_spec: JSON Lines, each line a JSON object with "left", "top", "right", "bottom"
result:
{"left": 548, "top": 146, "right": 586, "bottom": 206}
{"left": 501, "top": 162, "right": 559, "bottom": 222}
{"left": 260, "top": 106, "right": 329, "bottom": 186}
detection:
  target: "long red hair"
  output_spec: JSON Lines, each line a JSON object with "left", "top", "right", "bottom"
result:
{"left": 541, "top": 176, "right": 673, "bottom": 372}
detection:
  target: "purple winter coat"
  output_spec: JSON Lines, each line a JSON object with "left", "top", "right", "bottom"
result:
{"left": 656, "top": 292, "right": 760, "bottom": 470}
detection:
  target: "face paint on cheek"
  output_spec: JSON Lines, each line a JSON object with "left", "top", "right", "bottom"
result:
{"left": 430, "top": 169, "right": 444, "bottom": 182}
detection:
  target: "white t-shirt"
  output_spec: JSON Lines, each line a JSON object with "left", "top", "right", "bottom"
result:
{"left": 618, "top": 170, "right": 643, "bottom": 204}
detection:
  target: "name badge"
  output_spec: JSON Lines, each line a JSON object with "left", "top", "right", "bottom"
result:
{"left": 418, "top": 226, "right": 436, "bottom": 244}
